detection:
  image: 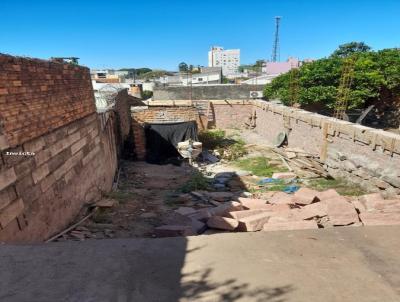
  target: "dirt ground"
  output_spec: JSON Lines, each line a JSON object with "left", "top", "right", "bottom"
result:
{"left": 53, "top": 130, "right": 366, "bottom": 242}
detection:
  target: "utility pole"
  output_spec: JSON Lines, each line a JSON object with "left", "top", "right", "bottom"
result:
{"left": 271, "top": 16, "right": 281, "bottom": 62}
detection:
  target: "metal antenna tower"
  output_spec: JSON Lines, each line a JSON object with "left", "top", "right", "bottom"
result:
{"left": 271, "top": 16, "right": 281, "bottom": 62}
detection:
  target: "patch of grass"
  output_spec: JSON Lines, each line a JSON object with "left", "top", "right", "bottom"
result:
{"left": 198, "top": 129, "right": 248, "bottom": 161}
{"left": 306, "top": 178, "right": 366, "bottom": 196}
{"left": 198, "top": 129, "right": 226, "bottom": 149}
{"left": 103, "top": 191, "right": 135, "bottom": 203}
{"left": 235, "top": 157, "right": 287, "bottom": 177}
{"left": 179, "top": 171, "right": 211, "bottom": 193}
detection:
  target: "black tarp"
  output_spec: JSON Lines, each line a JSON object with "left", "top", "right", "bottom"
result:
{"left": 144, "top": 121, "right": 198, "bottom": 164}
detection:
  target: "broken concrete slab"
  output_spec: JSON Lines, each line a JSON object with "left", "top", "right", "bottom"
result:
{"left": 207, "top": 216, "right": 239, "bottom": 231}
{"left": 237, "top": 212, "right": 271, "bottom": 232}
{"left": 154, "top": 225, "right": 196, "bottom": 237}
{"left": 325, "top": 197, "right": 360, "bottom": 226}
{"left": 269, "top": 192, "right": 295, "bottom": 205}
{"left": 293, "top": 187, "right": 319, "bottom": 205}
{"left": 263, "top": 220, "right": 319, "bottom": 232}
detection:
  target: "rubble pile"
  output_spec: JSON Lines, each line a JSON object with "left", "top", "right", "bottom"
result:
{"left": 155, "top": 189, "right": 400, "bottom": 237}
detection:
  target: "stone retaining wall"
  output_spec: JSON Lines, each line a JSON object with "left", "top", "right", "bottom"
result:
{"left": 251, "top": 100, "right": 400, "bottom": 195}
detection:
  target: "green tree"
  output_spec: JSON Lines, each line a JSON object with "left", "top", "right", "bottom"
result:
{"left": 179, "top": 62, "right": 188, "bottom": 72}
{"left": 331, "top": 42, "right": 371, "bottom": 58}
{"left": 263, "top": 43, "right": 400, "bottom": 112}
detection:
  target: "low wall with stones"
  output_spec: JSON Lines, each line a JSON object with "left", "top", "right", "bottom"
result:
{"left": 0, "top": 55, "right": 119, "bottom": 243}
{"left": 251, "top": 100, "right": 400, "bottom": 195}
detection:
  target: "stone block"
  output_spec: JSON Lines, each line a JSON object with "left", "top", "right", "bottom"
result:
{"left": 0, "top": 167, "right": 17, "bottom": 191}
{"left": 187, "top": 209, "right": 212, "bottom": 222}
{"left": 298, "top": 202, "right": 328, "bottom": 220}
{"left": 263, "top": 220, "right": 319, "bottom": 232}
{"left": 350, "top": 198, "right": 366, "bottom": 213}
{"left": 0, "top": 198, "right": 24, "bottom": 228}
{"left": 359, "top": 212, "right": 400, "bottom": 226}
{"left": 207, "top": 216, "right": 239, "bottom": 231}
{"left": 293, "top": 187, "right": 319, "bottom": 205}
{"left": 325, "top": 196, "right": 360, "bottom": 226}
{"left": 237, "top": 212, "right": 271, "bottom": 232}
{"left": 238, "top": 197, "right": 270, "bottom": 209}
{"left": 315, "top": 189, "right": 340, "bottom": 201}
{"left": 209, "top": 201, "right": 243, "bottom": 217}
{"left": 269, "top": 192, "right": 295, "bottom": 205}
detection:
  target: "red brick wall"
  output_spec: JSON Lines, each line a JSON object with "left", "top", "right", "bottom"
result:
{"left": 0, "top": 54, "right": 96, "bottom": 149}
{"left": 131, "top": 106, "right": 199, "bottom": 159}
{"left": 0, "top": 55, "right": 118, "bottom": 243}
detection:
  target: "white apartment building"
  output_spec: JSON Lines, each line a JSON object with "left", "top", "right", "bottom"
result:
{"left": 208, "top": 46, "right": 240, "bottom": 76}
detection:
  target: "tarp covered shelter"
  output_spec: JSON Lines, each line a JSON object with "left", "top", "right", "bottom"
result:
{"left": 144, "top": 121, "right": 198, "bottom": 164}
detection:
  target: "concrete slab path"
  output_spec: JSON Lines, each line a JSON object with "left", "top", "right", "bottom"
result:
{"left": 1, "top": 226, "right": 400, "bottom": 302}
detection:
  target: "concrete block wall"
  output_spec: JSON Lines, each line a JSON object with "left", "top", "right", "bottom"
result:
{"left": 0, "top": 55, "right": 118, "bottom": 242}
{"left": 251, "top": 100, "right": 400, "bottom": 195}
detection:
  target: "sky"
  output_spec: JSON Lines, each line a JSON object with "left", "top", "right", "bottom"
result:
{"left": 0, "top": 0, "right": 399, "bottom": 70}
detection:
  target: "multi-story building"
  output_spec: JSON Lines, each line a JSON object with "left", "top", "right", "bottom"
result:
{"left": 208, "top": 46, "right": 240, "bottom": 76}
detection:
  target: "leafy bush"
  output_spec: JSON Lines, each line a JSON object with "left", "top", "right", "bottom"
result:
{"left": 180, "top": 171, "right": 211, "bottom": 193}
{"left": 264, "top": 42, "right": 400, "bottom": 111}
{"left": 199, "top": 130, "right": 247, "bottom": 161}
